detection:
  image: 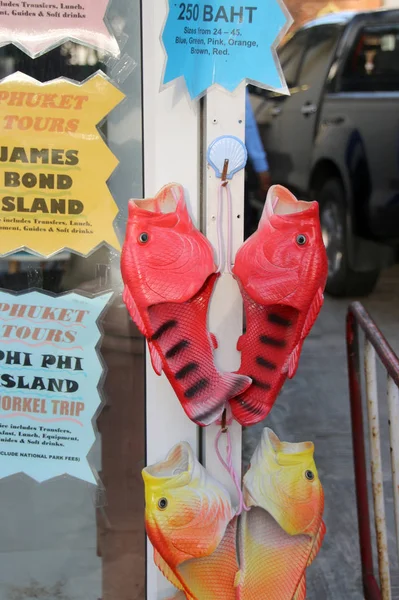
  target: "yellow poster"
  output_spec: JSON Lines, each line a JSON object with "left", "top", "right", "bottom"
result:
{"left": 0, "top": 72, "right": 124, "bottom": 257}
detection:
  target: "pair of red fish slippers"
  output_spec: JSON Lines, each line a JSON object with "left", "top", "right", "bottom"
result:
{"left": 121, "top": 183, "right": 327, "bottom": 427}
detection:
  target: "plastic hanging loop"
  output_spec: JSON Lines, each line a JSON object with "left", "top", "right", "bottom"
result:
{"left": 215, "top": 409, "right": 249, "bottom": 516}
{"left": 216, "top": 171, "right": 233, "bottom": 275}
{"left": 208, "top": 136, "right": 247, "bottom": 274}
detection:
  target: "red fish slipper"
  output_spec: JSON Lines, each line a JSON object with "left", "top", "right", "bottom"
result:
{"left": 230, "top": 185, "right": 328, "bottom": 426}
{"left": 121, "top": 183, "right": 251, "bottom": 426}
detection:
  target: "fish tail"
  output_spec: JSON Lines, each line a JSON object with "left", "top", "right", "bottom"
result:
{"left": 229, "top": 386, "right": 275, "bottom": 427}
{"left": 189, "top": 373, "right": 251, "bottom": 426}
{"left": 222, "top": 372, "right": 252, "bottom": 400}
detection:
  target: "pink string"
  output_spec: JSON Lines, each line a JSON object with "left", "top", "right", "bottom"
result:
{"left": 215, "top": 182, "right": 233, "bottom": 274}
{"left": 225, "top": 183, "right": 233, "bottom": 274}
{"left": 214, "top": 177, "right": 244, "bottom": 513}
{"left": 215, "top": 428, "right": 250, "bottom": 516}
{"left": 216, "top": 183, "right": 224, "bottom": 273}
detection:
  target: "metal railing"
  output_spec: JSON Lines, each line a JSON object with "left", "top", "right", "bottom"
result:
{"left": 347, "top": 301, "right": 399, "bottom": 600}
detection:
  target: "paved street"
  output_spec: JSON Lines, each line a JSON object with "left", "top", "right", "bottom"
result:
{"left": 243, "top": 265, "right": 399, "bottom": 599}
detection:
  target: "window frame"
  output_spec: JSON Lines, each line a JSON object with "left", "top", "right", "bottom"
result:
{"left": 294, "top": 24, "right": 343, "bottom": 93}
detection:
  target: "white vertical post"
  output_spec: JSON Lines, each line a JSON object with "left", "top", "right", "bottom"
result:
{"left": 203, "top": 85, "right": 246, "bottom": 499}
{"left": 364, "top": 340, "right": 392, "bottom": 600}
{"left": 387, "top": 375, "right": 399, "bottom": 561}
{"left": 142, "top": 2, "right": 200, "bottom": 598}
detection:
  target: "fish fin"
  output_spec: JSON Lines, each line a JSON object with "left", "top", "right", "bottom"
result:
{"left": 209, "top": 332, "right": 218, "bottom": 350}
{"left": 292, "top": 575, "right": 306, "bottom": 600}
{"left": 153, "top": 550, "right": 184, "bottom": 591}
{"left": 302, "top": 287, "right": 324, "bottom": 340}
{"left": 285, "top": 288, "right": 324, "bottom": 379}
{"left": 284, "top": 341, "right": 304, "bottom": 379}
{"left": 122, "top": 285, "right": 164, "bottom": 375}
{"left": 122, "top": 286, "right": 146, "bottom": 335}
{"left": 148, "top": 341, "right": 163, "bottom": 376}
{"left": 307, "top": 519, "right": 326, "bottom": 566}
{"left": 237, "top": 334, "right": 245, "bottom": 352}
{"left": 234, "top": 569, "right": 243, "bottom": 588}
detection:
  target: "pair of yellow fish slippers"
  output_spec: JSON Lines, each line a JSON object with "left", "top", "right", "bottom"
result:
{"left": 143, "top": 427, "right": 325, "bottom": 600}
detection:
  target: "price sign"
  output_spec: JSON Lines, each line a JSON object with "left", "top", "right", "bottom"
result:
{"left": 162, "top": 1, "right": 292, "bottom": 99}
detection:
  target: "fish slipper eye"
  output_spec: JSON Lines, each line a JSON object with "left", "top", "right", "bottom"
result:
{"left": 138, "top": 232, "right": 149, "bottom": 244}
{"left": 305, "top": 470, "right": 315, "bottom": 481}
{"left": 158, "top": 497, "right": 168, "bottom": 510}
{"left": 296, "top": 234, "right": 307, "bottom": 246}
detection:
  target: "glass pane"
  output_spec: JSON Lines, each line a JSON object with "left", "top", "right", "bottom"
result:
{"left": 277, "top": 31, "right": 308, "bottom": 87}
{"left": 297, "top": 26, "right": 340, "bottom": 91}
{"left": 0, "top": 1, "right": 145, "bottom": 599}
{"left": 341, "top": 25, "right": 399, "bottom": 92}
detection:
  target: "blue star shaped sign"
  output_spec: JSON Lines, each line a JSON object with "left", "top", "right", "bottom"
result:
{"left": 162, "top": 1, "right": 292, "bottom": 100}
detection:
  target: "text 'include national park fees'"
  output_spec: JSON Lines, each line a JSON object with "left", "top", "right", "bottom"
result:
{"left": 0, "top": 290, "right": 112, "bottom": 483}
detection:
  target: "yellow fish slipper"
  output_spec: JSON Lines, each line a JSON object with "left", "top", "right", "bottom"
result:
{"left": 237, "top": 428, "right": 326, "bottom": 600}
{"left": 143, "top": 442, "right": 239, "bottom": 599}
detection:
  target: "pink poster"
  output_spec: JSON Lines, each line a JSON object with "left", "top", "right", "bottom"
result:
{"left": 0, "top": 0, "right": 119, "bottom": 57}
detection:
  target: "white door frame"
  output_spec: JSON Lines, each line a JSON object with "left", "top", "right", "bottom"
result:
{"left": 142, "top": 3, "right": 245, "bottom": 597}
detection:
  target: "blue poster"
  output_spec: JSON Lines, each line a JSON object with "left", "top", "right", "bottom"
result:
{"left": 0, "top": 291, "right": 112, "bottom": 484}
{"left": 162, "top": 0, "right": 292, "bottom": 99}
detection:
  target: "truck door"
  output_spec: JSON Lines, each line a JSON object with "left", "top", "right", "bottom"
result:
{"left": 263, "top": 28, "right": 309, "bottom": 184}
{"left": 337, "top": 20, "right": 399, "bottom": 239}
{"left": 276, "top": 24, "right": 342, "bottom": 195}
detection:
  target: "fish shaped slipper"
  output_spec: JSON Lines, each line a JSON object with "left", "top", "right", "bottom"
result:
{"left": 230, "top": 185, "right": 328, "bottom": 426}
{"left": 236, "top": 428, "right": 326, "bottom": 600}
{"left": 142, "top": 442, "right": 239, "bottom": 600}
{"left": 121, "top": 183, "right": 251, "bottom": 426}
{"left": 175, "top": 518, "right": 238, "bottom": 600}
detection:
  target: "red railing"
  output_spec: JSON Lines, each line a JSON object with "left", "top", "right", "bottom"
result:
{"left": 346, "top": 301, "right": 399, "bottom": 600}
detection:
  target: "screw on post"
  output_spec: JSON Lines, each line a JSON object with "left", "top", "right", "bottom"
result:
{"left": 221, "top": 159, "right": 229, "bottom": 187}
{"left": 220, "top": 408, "right": 228, "bottom": 433}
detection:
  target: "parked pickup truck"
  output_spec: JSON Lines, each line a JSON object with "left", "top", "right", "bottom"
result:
{"left": 249, "top": 9, "right": 399, "bottom": 296}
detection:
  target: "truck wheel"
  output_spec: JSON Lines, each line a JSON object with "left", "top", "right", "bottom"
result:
{"left": 318, "top": 178, "right": 379, "bottom": 297}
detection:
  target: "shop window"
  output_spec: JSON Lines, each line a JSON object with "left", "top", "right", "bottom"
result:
{"left": 0, "top": 1, "right": 145, "bottom": 598}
